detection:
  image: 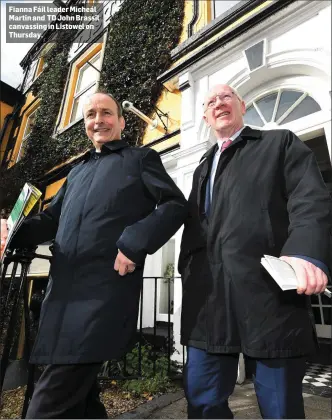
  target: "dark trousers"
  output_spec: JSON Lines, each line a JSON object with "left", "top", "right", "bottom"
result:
{"left": 184, "top": 347, "right": 306, "bottom": 419}
{"left": 26, "top": 363, "right": 108, "bottom": 419}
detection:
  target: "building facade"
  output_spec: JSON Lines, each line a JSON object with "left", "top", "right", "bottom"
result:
{"left": 156, "top": 0, "right": 332, "bottom": 364}
{"left": 0, "top": 81, "right": 23, "bottom": 169}
{"left": 2, "top": 0, "right": 331, "bottom": 369}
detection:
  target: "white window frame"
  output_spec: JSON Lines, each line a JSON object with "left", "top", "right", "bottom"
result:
{"left": 69, "top": 52, "right": 102, "bottom": 124}
{"left": 24, "top": 60, "right": 38, "bottom": 93}
{"left": 212, "top": 0, "right": 242, "bottom": 20}
{"left": 244, "top": 88, "right": 321, "bottom": 128}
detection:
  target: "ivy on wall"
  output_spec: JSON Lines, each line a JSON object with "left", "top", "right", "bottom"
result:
{"left": 0, "top": 0, "right": 184, "bottom": 212}
{"left": 99, "top": 0, "right": 184, "bottom": 144}
{"left": 0, "top": 33, "right": 73, "bottom": 213}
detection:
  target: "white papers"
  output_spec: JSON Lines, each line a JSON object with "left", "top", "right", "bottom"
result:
{"left": 261, "top": 255, "right": 331, "bottom": 298}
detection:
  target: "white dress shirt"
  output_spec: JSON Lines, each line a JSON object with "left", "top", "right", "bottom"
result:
{"left": 210, "top": 126, "right": 246, "bottom": 202}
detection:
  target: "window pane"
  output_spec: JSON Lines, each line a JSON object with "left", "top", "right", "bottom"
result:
{"left": 71, "top": 85, "right": 96, "bottom": 123}
{"left": 23, "top": 111, "right": 37, "bottom": 138}
{"left": 76, "top": 54, "right": 101, "bottom": 94}
{"left": 255, "top": 92, "right": 278, "bottom": 123}
{"left": 17, "top": 140, "right": 27, "bottom": 161}
{"left": 214, "top": 0, "right": 241, "bottom": 18}
{"left": 245, "top": 41, "right": 264, "bottom": 72}
{"left": 275, "top": 91, "right": 303, "bottom": 122}
{"left": 243, "top": 105, "right": 264, "bottom": 127}
{"left": 24, "top": 60, "right": 38, "bottom": 89}
{"left": 282, "top": 95, "right": 321, "bottom": 125}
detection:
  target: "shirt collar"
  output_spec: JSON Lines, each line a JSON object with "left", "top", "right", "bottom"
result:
{"left": 82, "top": 139, "right": 129, "bottom": 162}
{"left": 216, "top": 126, "right": 246, "bottom": 151}
{"left": 101, "top": 139, "right": 129, "bottom": 152}
{"left": 199, "top": 126, "right": 261, "bottom": 163}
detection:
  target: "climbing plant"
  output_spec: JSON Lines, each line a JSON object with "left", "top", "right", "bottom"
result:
{"left": 0, "top": 0, "right": 184, "bottom": 211}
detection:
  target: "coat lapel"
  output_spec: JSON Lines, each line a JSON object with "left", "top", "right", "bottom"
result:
{"left": 196, "top": 127, "right": 262, "bottom": 217}
{"left": 197, "top": 144, "right": 217, "bottom": 215}
{"left": 213, "top": 126, "right": 262, "bottom": 182}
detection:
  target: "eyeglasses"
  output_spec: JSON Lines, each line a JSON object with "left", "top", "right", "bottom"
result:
{"left": 204, "top": 92, "right": 235, "bottom": 110}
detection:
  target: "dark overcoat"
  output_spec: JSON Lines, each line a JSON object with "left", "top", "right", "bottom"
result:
{"left": 179, "top": 127, "right": 332, "bottom": 358}
{"left": 12, "top": 140, "right": 187, "bottom": 364}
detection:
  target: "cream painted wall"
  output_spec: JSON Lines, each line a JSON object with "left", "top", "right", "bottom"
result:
{"left": 163, "top": 0, "right": 332, "bottom": 362}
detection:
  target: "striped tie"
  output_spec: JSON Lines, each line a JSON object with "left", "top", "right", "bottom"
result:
{"left": 220, "top": 139, "right": 232, "bottom": 153}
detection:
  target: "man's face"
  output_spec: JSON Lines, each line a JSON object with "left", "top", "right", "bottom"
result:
{"left": 83, "top": 93, "right": 125, "bottom": 148}
{"left": 203, "top": 84, "right": 246, "bottom": 134}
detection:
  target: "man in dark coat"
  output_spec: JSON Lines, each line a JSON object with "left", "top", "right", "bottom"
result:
{"left": 179, "top": 84, "right": 332, "bottom": 419}
{"left": 1, "top": 92, "right": 187, "bottom": 418}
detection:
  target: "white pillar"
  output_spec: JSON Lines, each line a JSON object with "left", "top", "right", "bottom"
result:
{"left": 141, "top": 249, "right": 163, "bottom": 328}
{"left": 171, "top": 164, "right": 189, "bottom": 364}
{"left": 172, "top": 228, "right": 184, "bottom": 364}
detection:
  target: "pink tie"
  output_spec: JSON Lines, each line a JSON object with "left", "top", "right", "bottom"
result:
{"left": 220, "top": 139, "right": 232, "bottom": 153}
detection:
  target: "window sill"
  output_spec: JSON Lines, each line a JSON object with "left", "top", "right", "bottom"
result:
{"left": 56, "top": 117, "right": 84, "bottom": 136}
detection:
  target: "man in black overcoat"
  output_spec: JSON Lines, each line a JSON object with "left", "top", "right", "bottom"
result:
{"left": 179, "top": 84, "right": 332, "bottom": 419}
{"left": 1, "top": 92, "right": 187, "bottom": 418}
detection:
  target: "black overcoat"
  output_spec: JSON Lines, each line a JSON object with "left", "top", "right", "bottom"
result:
{"left": 12, "top": 140, "right": 187, "bottom": 364}
{"left": 179, "top": 127, "right": 332, "bottom": 358}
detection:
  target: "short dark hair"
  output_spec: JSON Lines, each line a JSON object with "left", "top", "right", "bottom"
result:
{"left": 94, "top": 91, "right": 123, "bottom": 117}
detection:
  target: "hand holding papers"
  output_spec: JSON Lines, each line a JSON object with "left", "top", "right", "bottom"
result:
{"left": 261, "top": 255, "right": 331, "bottom": 298}
{"left": 1, "top": 183, "right": 41, "bottom": 262}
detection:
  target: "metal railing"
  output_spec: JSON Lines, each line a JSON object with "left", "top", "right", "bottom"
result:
{"left": 99, "top": 275, "right": 184, "bottom": 382}
{"left": 0, "top": 249, "right": 184, "bottom": 417}
{"left": 0, "top": 249, "right": 50, "bottom": 416}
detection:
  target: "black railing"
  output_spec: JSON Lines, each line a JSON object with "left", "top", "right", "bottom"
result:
{"left": 0, "top": 249, "right": 51, "bottom": 415}
{"left": 0, "top": 250, "right": 184, "bottom": 417}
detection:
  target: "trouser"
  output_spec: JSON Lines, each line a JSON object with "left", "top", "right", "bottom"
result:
{"left": 184, "top": 347, "right": 306, "bottom": 419}
{"left": 26, "top": 363, "right": 108, "bottom": 419}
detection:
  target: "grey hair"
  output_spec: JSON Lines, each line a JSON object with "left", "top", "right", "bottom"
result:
{"left": 82, "top": 91, "right": 123, "bottom": 117}
{"left": 231, "top": 87, "right": 243, "bottom": 101}
{"left": 202, "top": 85, "right": 244, "bottom": 109}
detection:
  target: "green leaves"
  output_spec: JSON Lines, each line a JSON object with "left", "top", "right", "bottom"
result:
{"left": 1, "top": 0, "right": 185, "bottom": 212}
{"left": 99, "top": 0, "right": 184, "bottom": 145}
{"left": 115, "top": 343, "right": 178, "bottom": 397}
